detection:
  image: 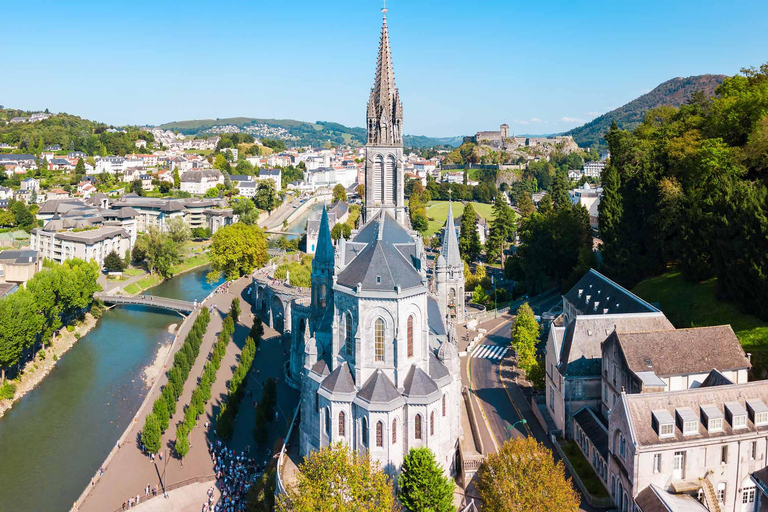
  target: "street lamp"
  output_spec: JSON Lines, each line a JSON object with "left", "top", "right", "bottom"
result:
{"left": 506, "top": 419, "right": 527, "bottom": 437}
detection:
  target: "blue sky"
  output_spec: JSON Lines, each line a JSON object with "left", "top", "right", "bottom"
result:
{"left": 2, "top": 0, "right": 767, "bottom": 137}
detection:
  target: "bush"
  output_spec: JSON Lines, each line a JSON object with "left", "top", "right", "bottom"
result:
{"left": 74, "top": 333, "right": 81, "bottom": 339}
{"left": 0, "top": 382, "right": 17, "bottom": 400}
{"left": 67, "top": 325, "right": 75, "bottom": 332}
{"left": 53, "top": 354, "right": 58, "bottom": 361}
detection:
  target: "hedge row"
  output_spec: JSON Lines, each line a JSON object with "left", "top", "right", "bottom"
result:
{"left": 253, "top": 378, "right": 277, "bottom": 446}
{"left": 174, "top": 299, "right": 239, "bottom": 459}
{"left": 141, "top": 307, "right": 211, "bottom": 454}
{"left": 215, "top": 329, "right": 260, "bottom": 440}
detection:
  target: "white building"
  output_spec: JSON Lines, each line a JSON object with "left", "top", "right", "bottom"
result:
{"left": 583, "top": 160, "right": 606, "bottom": 178}
{"left": 180, "top": 169, "right": 224, "bottom": 195}
{"left": 31, "top": 226, "right": 132, "bottom": 267}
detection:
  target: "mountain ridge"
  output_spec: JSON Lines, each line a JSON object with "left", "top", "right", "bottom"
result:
{"left": 565, "top": 74, "right": 727, "bottom": 148}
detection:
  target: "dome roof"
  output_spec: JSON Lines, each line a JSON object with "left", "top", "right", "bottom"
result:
{"left": 437, "top": 341, "right": 459, "bottom": 362}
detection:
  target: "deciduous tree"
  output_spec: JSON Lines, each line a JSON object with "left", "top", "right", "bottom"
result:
{"left": 208, "top": 223, "right": 268, "bottom": 281}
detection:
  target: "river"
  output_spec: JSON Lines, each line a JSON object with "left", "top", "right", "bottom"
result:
{"left": 0, "top": 266, "right": 223, "bottom": 512}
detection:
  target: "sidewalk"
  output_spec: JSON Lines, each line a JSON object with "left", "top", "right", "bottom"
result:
{"left": 129, "top": 480, "right": 219, "bottom": 512}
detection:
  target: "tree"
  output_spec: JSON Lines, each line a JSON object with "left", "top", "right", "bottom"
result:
{"left": 254, "top": 180, "right": 277, "bottom": 212}
{"left": 204, "top": 186, "right": 220, "bottom": 198}
{"left": 477, "top": 437, "right": 579, "bottom": 512}
{"left": 142, "top": 413, "right": 162, "bottom": 454}
{"left": 166, "top": 216, "right": 191, "bottom": 244}
{"left": 175, "top": 426, "right": 190, "bottom": 461}
{"left": 472, "top": 284, "right": 489, "bottom": 305}
{"left": 231, "top": 297, "right": 241, "bottom": 322}
{"left": 277, "top": 443, "right": 398, "bottom": 512}
{"left": 131, "top": 178, "right": 144, "bottom": 196}
{"left": 458, "top": 203, "right": 482, "bottom": 262}
{"left": 398, "top": 447, "right": 455, "bottom": 512}
{"left": 0, "top": 289, "right": 43, "bottom": 382}
{"left": 209, "top": 223, "right": 268, "bottom": 281}
{"left": 511, "top": 303, "right": 540, "bottom": 377}
{"left": 173, "top": 168, "right": 181, "bottom": 188}
{"left": 74, "top": 158, "right": 85, "bottom": 177}
{"left": 486, "top": 196, "right": 516, "bottom": 264}
{"left": 330, "top": 223, "right": 343, "bottom": 241}
{"left": 332, "top": 183, "right": 347, "bottom": 203}
{"left": 356, "top": 183, "right": 365, "bottom": 201}
{"left": 153, "top": 396, "right": 170, "bottom": 432}
{"left": 135, "top": 227, "right": 181, "bottom": 277}
{"left": 516, "top": 192, "right": 535, "bottom": 217}
{"left": 103, "top": 250, "right": 126, "bottom": 272}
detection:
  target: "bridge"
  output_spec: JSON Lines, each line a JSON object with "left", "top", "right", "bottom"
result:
{"left": 95, "top": 292, "right": 198, "bottom": 315}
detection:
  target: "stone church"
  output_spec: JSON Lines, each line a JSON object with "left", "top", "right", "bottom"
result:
{"left": 287, "top": 9, "right": 465, "bottom": 477}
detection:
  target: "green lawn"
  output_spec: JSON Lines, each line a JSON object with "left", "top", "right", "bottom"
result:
{"left": 124, "top": 267, "right": 144, "bottom": 277}
{"left": 560, "top": 441, "right": 609, "bottom": 499}
{"left": 424, "top": 201, "right": 499, "bottom": 237}
{"left": 123, "top": 283, "right": 140, "bottom": 295}
{"left": 633, "top": 270, "right": 768, "bottom": 352}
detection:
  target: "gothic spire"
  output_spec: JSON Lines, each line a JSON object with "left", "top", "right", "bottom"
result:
{"left": 440, "top": 202, "right": 462, "bottom": 268}
{"left": 367, "top": 9, "right": 403, "bottom": 146}
{"left": 314, "top": 205, "right": 334, "bottom": 267}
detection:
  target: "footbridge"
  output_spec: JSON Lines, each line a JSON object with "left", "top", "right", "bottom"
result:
{"left": 95, "top": 292, "right": 198, "bottom": 315}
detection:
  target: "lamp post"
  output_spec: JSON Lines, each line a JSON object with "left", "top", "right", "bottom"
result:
{"left": 506, "top": 419, "right": 527, "bottom": 438}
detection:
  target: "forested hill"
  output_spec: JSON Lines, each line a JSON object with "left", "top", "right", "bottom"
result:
{"left": 158, "top": 117, "right": 462, "bottom": 148}
{"left": 565, "top": 74, "right": 727, "bottom": 148}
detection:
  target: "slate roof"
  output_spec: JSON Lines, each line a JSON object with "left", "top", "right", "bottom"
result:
{"left": 427, "top": 296, "right": 447, "bottom": 336}
{"left": 357, "top": 369, "right": 401, "bottom": 404}
{"left": 564, "top": 269, "right": 660, "bottom": 316}
{"left": 320, "top": 362, "right": 356, "bottom": 394}
{"left": 328, "top": 200, "right": 348, "bottom": 219}
{"left": 180, "top": 169, "right": 222, "bottom": 182}
{"left": 402, "top": 365, "right": 439, "bottom": 398}
{"left": 614, "top": 325, "right": 750, "bottom": 377}
{"left": 0, "top": 249, "right": 38, "bottom": 264}
{"left": 623, "top": 380, "right": 768, "bottom": 447}
{"left": 700, "top": 369, "right": 734, "bottom": 388}
{"left": 336, "top": 237, "right": 423, "bottom": 291}
{"left": 428, "top": 351, "right": 451, "bottom": 382}
{"left": 50, "top": 226, "right": 129, "bottom": 244}
{"left": 573, "top": 407, "right": 609, "bottom": 458}
{"left": 557, "top": 313, "right": 673, "bottom": 376}
{"left": 353, "top": 211, "right": 412, "bottom": 244}
{"left": 311, "top": 359, "right": 330, "bottom": 377}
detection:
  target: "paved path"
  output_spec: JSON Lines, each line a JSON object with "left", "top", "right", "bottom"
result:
{"left": 96, "top": 292, "right": 197, "bottom": 314}
{"left": 78, "top": 276, "right": 299, "bottom": 512}
{"left": 99, "top": 270, "right": 148, "bottom": 294}
{"left": 128, "top": 480, "right": 219, "bottom": 512}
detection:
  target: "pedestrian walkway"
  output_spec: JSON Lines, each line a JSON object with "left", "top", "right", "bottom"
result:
{"left": 127, "top": 480, "right": 218, "bottom": 512}
{"left": 470, "top": 344, "right": 509, "bottom": 360}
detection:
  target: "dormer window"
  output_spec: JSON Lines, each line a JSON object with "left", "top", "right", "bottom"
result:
{"left": 376, "top": 275, "right": 381, "bottom": 284}
{"left": 578, "top": 289, "right": 583, "bottom": 298}
{"left": 701, "top": 404, "right": 724, "bottom": 432}
{"left": 593, "top": 301, "right": 600, "bottom": 311}
{"left": 748, "top": 399, "right": 768, "bottom": 426}
{"left": 653, "top": 410, "right": 675, "bottom": 439}
{"left": 585, "top": 295, "right": 591, "bottom": 303}
{"left": 676, "top": 407, "right": 699, "bottom": 436}
{"left": 726, "top": 402, "right": 748, "bottom": 429}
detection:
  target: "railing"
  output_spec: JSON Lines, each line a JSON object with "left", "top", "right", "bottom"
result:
{"left": 95, "top": 292, "right": 197, "bottom": 312}
{"left": 276, "top": 404, "right": 301, "bottom": 496}
{"left": 108, "top": 474, "right": 215, "bottom": 512}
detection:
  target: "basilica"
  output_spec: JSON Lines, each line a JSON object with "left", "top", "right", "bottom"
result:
{"left": 254, "top": 9, "right": 466, "bottom": 477}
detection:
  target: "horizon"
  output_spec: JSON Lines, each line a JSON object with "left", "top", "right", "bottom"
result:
{"left": 2, "top": 0, "right": 767, "bottom": 137}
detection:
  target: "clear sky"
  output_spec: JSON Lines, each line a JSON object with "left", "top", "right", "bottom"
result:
{"left": 2, "top": 0, "right": 767, "bottom": 137}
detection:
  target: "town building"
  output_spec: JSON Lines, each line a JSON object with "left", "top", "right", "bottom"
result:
{"left": 180, "top": 169, "right": 224, "bottom": 195}
{"left": 583, "top": 160, "right": 606, "bottom": 178}
{"left": 31, "top": 226, "right": 132, "bottom": 267}
{"left": 0, "top": 249, "right": 41, "bottom": 286}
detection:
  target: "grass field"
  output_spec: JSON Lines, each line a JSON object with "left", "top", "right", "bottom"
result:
{"left": 633, "top": 270, "right": 768, "bottom": 351}
{"left": 424, "top": 201, "right": 504, "bottom": 237}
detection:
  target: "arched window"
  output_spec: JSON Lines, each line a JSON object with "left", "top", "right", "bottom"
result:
{"left": 374, "top": 318, "right": 385, "bottom": 362}
{"left": 362, "top": 417, "right": 368, "bottom": 446}
{"left": 442, "top": 394, "right": 446, "bottom": 417}
{"left": 325, "top": 408, "right": 331, "bottom": 437}
{"left": 415, "top": 414, "right": 422, "bottom": 440}
{"left": 345, "top": 313, "right": 353, "bottom": 356}
{"left": 376, "top": 421, "right": 383, "bottom": 447}
{"left": 430, "top": 411, "right": 435, "bottom": 436}
{"left": 338, "top": 411, "right": 345, "bottom": 437}
{"left": 407, "top": 315, "right": 414, "bottom": 358}
{"left": 392, "top": 418, "right": 397, "bottom": 444}
{"left": 320, "top": 284, "right": 326, "bottom": 308}
{"left": 449, "top": 288, "right": 456, "bottom": 305}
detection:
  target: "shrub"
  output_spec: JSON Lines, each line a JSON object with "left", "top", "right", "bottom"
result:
{"left": 0, "top": 382, "right": 16, "bottom": 400}
{"left": 67, "top": 325, "right": 75, "bottom": 332}
{"left": 53, "top": 354, "right": 58, "bottom": 361}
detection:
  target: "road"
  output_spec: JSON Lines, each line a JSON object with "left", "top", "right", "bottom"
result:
{"left": 467, "top": 289, "right": 606, "bottom": 512}
{"left": 260, "top": 198, "right": 302, "bottom": 231}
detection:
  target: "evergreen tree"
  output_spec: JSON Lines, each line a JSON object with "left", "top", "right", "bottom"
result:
{"left": 549, "top": 170, "right": 571, "bottom": 211}
{"left": 103, "top": 250, "right": 126, "bottom": 272}
{"left": 486, "top": 196, "right": 515, "bottom": 264}
{"left": 458, "top": 203, "right": 481, "bottom": 262}
{"left": 173, "top": 168, "right": 181, "bottom": 188}
{"left": 74, "top": 158, "right": 85, "bottom": 177}
{"left": 398, "top": 447, "right": 455, "bottom": 512}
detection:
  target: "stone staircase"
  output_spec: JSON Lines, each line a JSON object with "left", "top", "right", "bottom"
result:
{"left": 699, "top": 474, "right": 721, "bottom": 512}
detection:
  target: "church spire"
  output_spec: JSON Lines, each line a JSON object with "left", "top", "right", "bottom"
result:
{"left": 367, "top": 8, "right": 403, "bottom": 147}
{"left": 440, "top": 202, "right": 462, "bottom": 268}
{"left": 314, "top": 205, "right": 334, "bottom": 267}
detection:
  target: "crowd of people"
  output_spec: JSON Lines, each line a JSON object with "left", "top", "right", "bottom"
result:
{"left": 206, "top": 440, "right": 261, "bottom": 511}
{"left": 121, "top": 484, "right": 159, "bottom": 509}
{"left": 214, "top": 281, "right": 232, "bottom": 296}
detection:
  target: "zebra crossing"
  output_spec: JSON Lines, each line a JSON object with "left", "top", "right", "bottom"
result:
{"left": 470, "top": 344, "right": 509, "bottom": 360}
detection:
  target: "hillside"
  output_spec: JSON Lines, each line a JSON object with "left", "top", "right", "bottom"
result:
{"left": 565, "top": 74, "right": 727, "bottom": 148}
{"left": 158, "top": 117, "right": 461, "bottom": 148}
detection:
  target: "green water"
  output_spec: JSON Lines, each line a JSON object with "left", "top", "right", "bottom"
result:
{"left": 0, "top": 266, "right": 223, "bottom": 512}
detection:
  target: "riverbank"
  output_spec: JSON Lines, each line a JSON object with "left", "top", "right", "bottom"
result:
{"left": 0, "top": 312, "right": 100, "bottom": 418}
{"left": 122, "top": 253, "right": 211, "bottom": 296}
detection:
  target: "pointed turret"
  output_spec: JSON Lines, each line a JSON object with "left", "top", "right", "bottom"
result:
{"left": 440, "top": 203, "right": 462, "bottom": 268}
{"left": 314, "top": 206, "right": 334, "bottom": 267}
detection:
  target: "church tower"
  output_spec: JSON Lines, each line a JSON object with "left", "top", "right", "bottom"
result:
{"left": 311, "top": 206, "right": 334, "bottom": 327}
{"left": 364, "top": 8, "right": 405, "bottom": 225}
{"left": 435, "top": 202, "right": 465, "bottom": 323}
